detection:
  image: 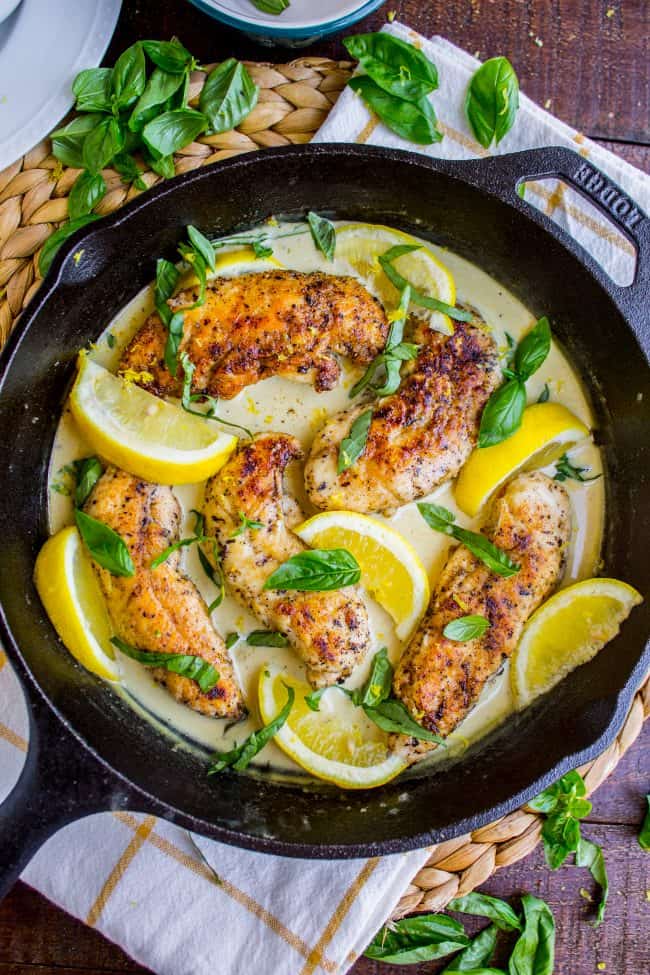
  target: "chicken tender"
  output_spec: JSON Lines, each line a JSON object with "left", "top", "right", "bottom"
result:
{"left": 202, "top": 433, "right": 371, "bottom": 687}
{"left": 84, "top": 466, "right": 244, "bottom": 719}
{"left": 305, "top": 316, "right": 500, "bottom": 515}
{"left": 119, "top": 270, "right": 388, "bottom": 400}
{"left": 392, "top": 472, "right": 571, "bottom": 763}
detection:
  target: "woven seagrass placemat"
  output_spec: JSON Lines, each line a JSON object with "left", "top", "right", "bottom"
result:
{"left": 0, "top": 57, "right": 647, "bottom": 918}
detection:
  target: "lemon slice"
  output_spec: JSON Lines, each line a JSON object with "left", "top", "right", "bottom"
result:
{"left": 258, "top": 664, "right": 407, "bottom": 788}
{"left": 69, "top": 356, "right": 237, "bottom": 485}
{"left": 177, "top": 246, "right": 282, "bottom": 290}
{"left": 34, "top": 526, "right": 119, "bottom": 682}
{"left": 512, "top": 578, "right": 642, "bottom": 709}
{"left": 455, "top": 402, "right": 591, "bottom": 517}
{"left": 295, "top": 510, "right": 430, "bottom": 641}
{"left": 335, "top": 222, "right": 456, "bottom": 334}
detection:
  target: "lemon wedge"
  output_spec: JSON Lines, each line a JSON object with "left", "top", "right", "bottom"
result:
{"left": 69, "top": 356, "right": 237, "bottom": 485}
{"left": 335, "top": 222, "right": 457, "bottom": 334}
{"left": 258, "top": 664, "right": 407, "bottom": 788}
{"left": 295, "top": 510, "right": 429, "bottom": 641}
{"left": 34, "top": 526, "right": 119, "bottom": 681}
{"left": 512, "top": 578, "right": 642, "bottom": 709}
{"left": 455, "top": 402, "right": 591, "bottom": 517}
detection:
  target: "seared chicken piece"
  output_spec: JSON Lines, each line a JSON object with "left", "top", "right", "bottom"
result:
{"left": 119, "top": 270, "right": 388, "bottom": 400}
{"left": 84, "top": 466, "right": 244, "bottom": 719}
{"left": 305, "top": 315, "right": 500, "bottom": 515}
{"left": 202, "top": 433, "right": 370, "bottom": 687}
{"left": 391, "top": 472, "right": 570, "bottom": 763}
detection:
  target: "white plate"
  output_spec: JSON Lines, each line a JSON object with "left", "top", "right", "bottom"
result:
{"left": 0, "top": 0, "right": 122, "bottom": 170}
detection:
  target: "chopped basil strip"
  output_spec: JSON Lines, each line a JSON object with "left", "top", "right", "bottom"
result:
{"left": 418, "top": 503, "right": 520, "bottom": 578}
{"left": 537, "top": 382, "right": 550, "bottom": 403}
{"left": 230, "top": 512, "right": 264, "bottom": 537}
{"left": 75, "top": 509, "right": 135, "bottom": 577}
{"left": 576, "top": 836, "right": 609, "bottom": 926}
{"left": 73, "top": 456, "right": 103, "bottom": 508}
{"left": 553, "top": 452, "right": 600, "bottom": 483}
{"left": 225, "top": 632, "right": 239, "bottom": 650}
{"left": 264, "top": 548, "right": 361, "bottom": 591}
{"left": 350, "top": 286, "right": 418, "bottom": 398}
{"left": 443, "top": 615, "right": 490, "bottom": 642}
{"left": 307, "top": 211, "right": 336, "bottom": 261}
{"left": 111, "top": 636, "right": 219, "bottom": 693}
{"left": 363, "top": 698, "right": 445, "bottom": 743}
{"left": 466, "top": 56, "right": 520, "bottom": 149}
{"left": 208, "top": 683, "right": 295, "bottom": 773}
{"left": 338, "top": 409, "right": 373, "bottom": 473}
{"left": 246, "top": 630, "right": 289, "bottom": 648}
{"left": 378, "top": 245, "right": 472, "bottom": 322}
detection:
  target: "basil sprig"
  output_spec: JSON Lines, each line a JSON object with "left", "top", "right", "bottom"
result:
{"left": 639, "top": 794, "right": 650, "bottom": 851}
{"left": 443, "top": 615, "right": 490, "bottom": 642}
{"left": 42, "top": 41, "right": 259, "bottom": 275}
{"left": 111, "top": 636, "right": 219, "bottom": 693}
{"left": 264, "top": 548, "right": 361, "bottom": 591}
{"left": 75, "top": 509, "right": 135, "bottom": 578}
{"left": 466, "top": 56, "right": 520, "bottom": 149}
{"left": 246, "top": 630, "right": 289, "bottom": 648}
{"left": 529, "top": 770, "right": 608, "bottom": 925}
{"left": 418, "top": 503, "right": 520, "bottom": 578}
{"left": 307, "top": 211, "right": 336, "bottom": 261}
{"left": 379, "top": 245, "right": 472, "bottom": 322}
{"left": 350, "top": 285, "right": 419, "bottom": 398}
{"left": 338, "top": 409, "right": 373, "bottom": 473}
{"left": 553, "top": 452, "right": 600, "bottom": 484}
{"left": 478, "top": 317, "right": 551, "bottom": 447}
{"left": 208, "top": 682, "right": 295, "bottom": 773}
{"left": 179, "top": 352, "right": 253, "bottom": 439}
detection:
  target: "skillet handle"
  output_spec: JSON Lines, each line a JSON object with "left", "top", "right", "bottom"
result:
{"left": 477, "top": 146, "right": 650, "bottom": 337}
{"left": 0, "top": 665, "right": 153, "bottom": 902}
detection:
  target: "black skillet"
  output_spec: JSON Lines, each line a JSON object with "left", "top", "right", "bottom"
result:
{"left": 0, "top": 145, "right": 648, "bottom": 899}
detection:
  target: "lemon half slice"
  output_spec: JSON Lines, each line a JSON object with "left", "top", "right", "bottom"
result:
{"left": 258, "top": 664, "right": 407, "bottom": 788}
{"left": 512, "top": 578, "right": 642, "bottom": 709}
{"left": 34, "top": 526, "right": 119, "bottom": 681}
{"left": 70, "top": 356, "right": 237, "bottom": 484}
{"left": 335, "top": 223, "right": 457, "bottom": 334}
{"left": 295, "top": 510, "right": 430, "bottom": 641}
{"left": 455, "top": 402, "right": 591, "bottom": 517}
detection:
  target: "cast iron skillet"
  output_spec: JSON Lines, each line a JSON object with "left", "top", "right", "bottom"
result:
{"left": 0, "top": 145, "right": 648, "bottom": 899}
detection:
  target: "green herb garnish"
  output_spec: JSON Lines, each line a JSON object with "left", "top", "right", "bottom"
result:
{"left": 248, "top": 0, "right": 290, "bottom": 14}
{"left": 365, "top": 913, "right": 469, "bottom": 964}
{"left": 553, "top": 452, "right": 600, "bottom": 483}
{"left": 466, "top": 56, "right": 520, "bottom": 149}
{"left": 350, "top": 285, "right": 419, "bottom": 398}
{"left": 443, "top": 615, "right": 490, "bottom": 642}
{"left": 378, "top": 245, "right": 472, "bottom": 322}
{"left": 508, "top": 894, "right": 555, "bottom": 975}
{"left": 75, "top": 509, "right": 135, "bottom": 577}
{"left": 246, "top": 630, "right": 289, "bottom": 648}
{"left": 307, "top": 212, "right": 336, "bottom": 262}
{"left": 447, "top": 892, "right": 522, "bottom": 932}
{"left": 225, "top": 632, "right": 239, "bottom": 650}
{"left": 111, "top": 635, "right": 219, "bottom": 692}
{"left": 418, "top": 503, "right": 520, "bottom": 577}
{"left": 338, "top": 409, "right": 373, "bottom": 473}
{"left": 208, "top": 683, "right": 294, "bottom": 773}
{"left": 230, "top": 512, "right": 264, "bottom": 537}
{"left": 179, "top": 352, "right": 253, "bottom": 438}
{"left": 439, "top": 922, "right": 498, "bottom": 973}
{"left": 264, "top": 548, "right": 361, "bottom": 592}
{"left": 73, "top": 456, "right": 103, "bottom": 508}
{"left": 639, "top": 795, "right": 650, "bottom": 851}
{"left": 344, "top": 32, "right": 439, "bottom": 103}
{"left": 537, "top": 382, "right": 550, "bottom": 403}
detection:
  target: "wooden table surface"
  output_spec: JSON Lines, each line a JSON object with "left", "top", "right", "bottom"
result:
{"left": 1, "top": 1, "right": 649, "bottom": 973}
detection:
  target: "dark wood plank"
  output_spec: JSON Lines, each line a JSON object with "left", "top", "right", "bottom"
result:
{"left": 106, "top": 0, "right": 650, "bottom": 145}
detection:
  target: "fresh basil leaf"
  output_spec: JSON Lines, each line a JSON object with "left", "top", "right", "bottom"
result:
{"left": 417, "top": 503, "right": 520, "bottom": 578}
{"left": 304, "top": 686, "right": 335, "bottom": 711}
{"left": 348, "top": 74, "right": 443, "bottom": 146}
{"left": 148, "top": 152, "right": 176, "bottom": 180}
{"left": 143, "top": 38, "right": 194, "bottom": 74}
{"left": 143, "top": 108, "right": 207, "bottom": 157}
{"left": 440, "top": 924, "right": 498, "bottom": 973}
{"left": 177, "top": 241, "right": 208, "bottom": 307}
{"left": 478, "top": 378, "right": 526, "bottom": 447}
{"left": 530, "top": 770, "right": 592, "bottom": 869}
{"left": 364, "top": 698, "right": 445, "bottom": 743}
{"left": 466, "top": 56, "right": 519, "bottom": 149}
{"left": 264, "top": 548, "right": 361, "bottom": 591}
{"left": 198, "top": 542, "right": 225, "bottom": 612}
{"left": 225, "top": 632, "right": 239, "bottom": 650}
{"left": 82, "top": 116, "right": 124, "bottom": 174}
{"left": 112, "top": 153, "right": 147, "bottom": 190}
{"left": 68, "top": 171, "right": 106, "bottom": 220}
{"left": 187, "top": 225, "right": 216, "bottom": 272}
{"left": 349, "top": 287, "right": 417, "bottom": 398}
{"left": 150, "top": 531, "right": 209, "bottom": 570}
{"left": 246, "top": 630, "right": 289, "bottom": 648}
{"left": 514, "top": 317, "right": 551, "bottom": 381}
{"left": 443, "top": 615, "right": 490, "bottom": 642}
{"left": 537, "top": 383, "right": 550, "bottom": 403}
{"left": 307, "top": 211, "right": 336, "bottom": 261}
{"left": 639, "top": 794, "right": 650, "bottom": 851}
{"left": 155, "top": 257, "right": 180, "bottom": 325}
{"left": 111, "top": 42, "right": 146, "bottom": 109}
{"left": 73, "top": 456, "right": 103, "bottom": 508}
{"left": 576, "top": 837, "right": 608, "bottom": 925}
{"left": 249, "top": 0, "right": 290, "bottom": 12}
{"left": 106, "top": 333, "right": 116, "bottom": 349}
{"left": 73, "top": 67, "right": 113, "bottom": 113}
{"left": 39, "top": 215, "right": 100, "bottom": 277}
{"left": 129, "top": 67, "right": 185, "bottom": 132}
{"left": 344, "top": 32, "right": 438, "bottom": 103}
{"left": 230, "top": 512, "right": 263, "bottom": 537}
{"left": 208, "top": 683, "right": 294, "bottom": 773}
{"left": 508, "top": 894, "right": 554, "bottom": 975}
{"left": 199, "top": 58, "right": 259, "bottom": 134}
{"left": 51, "top": 114, "right": 104, "bottom": 168}
{"left": 443, "top": 969, "right": 506, "bottom": 974}
{"left": 448, "top": 893, "right": 522, "bottom": 932}
{"left": 338, "top": 409, "right": 372, "bottom": 473}
{"left": 378, "top": 250, "right": 472, "bottom": 322}
{"left": 252, "top": 239, "right": 273, "bottom": 259}
{"left": 164, "top": 311, "right": 185, "bottom": 376}
{"left": 111, "top": 636, "right": 219, "bottom": 693}
{"left": 553, "top": 452, "right": 600, "bottom": 484}
{"left": 365, "top": 913, "right": 469, "bottom": 964}
{"left": 75, "top": 509, "right": 135, "bottom": 577}
{"left": 356, "top": 647, "right": 393, "bottom": 708}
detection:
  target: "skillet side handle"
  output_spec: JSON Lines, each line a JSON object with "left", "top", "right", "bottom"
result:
{"left": 0, "top": 669, "right": 153, "bottom": 902}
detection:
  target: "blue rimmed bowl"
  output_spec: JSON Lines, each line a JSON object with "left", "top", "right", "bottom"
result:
{"left": 186, "top": 0, "right": 387, "bottom": 47}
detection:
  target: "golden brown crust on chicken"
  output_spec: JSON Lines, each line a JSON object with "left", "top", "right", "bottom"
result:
{"left": 391, "top": 472, "right": 571, "bottom": 762}
{"left": 119, "top": 270, "right": 389, "bottom": 400}
{"left": 84, "top": 467, "right": 244, "bottom": 719}
{"left": 202, "top": 433, "right": 371, "bottom": 687}
{"left": 305, "top": 316, "right": 501, "bottom": 515}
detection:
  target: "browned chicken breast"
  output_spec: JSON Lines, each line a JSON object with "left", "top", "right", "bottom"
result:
{"left": 305, "top": 315, "right": 501, "bottom": 515}
{"left": 119, "top": 270, "right": 389, "bottom": 400}
{"left": 391, "top": 472, "right": 571, "bottom": 763}
{"left": 84, "top": 466, "right": 244, "bottom": 719}
{"left": 202, "top": 433, "right": 371, "bottom": 687}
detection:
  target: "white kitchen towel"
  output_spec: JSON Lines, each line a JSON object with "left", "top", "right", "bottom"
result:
{"left": 2, "top": 20, "right": 649, "bottom": 975}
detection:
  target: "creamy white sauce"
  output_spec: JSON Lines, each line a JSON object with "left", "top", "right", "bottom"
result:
{"left": 48, "top": 221, "right": 605, "bottom": 780}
